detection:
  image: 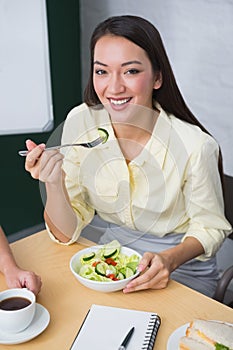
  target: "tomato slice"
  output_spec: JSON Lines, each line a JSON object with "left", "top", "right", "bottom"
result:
{"left": 105, "top": 258, "right": 117, "bottom": 266}
{"left": 106, "top": 273, "right": 116, "bottom": 280}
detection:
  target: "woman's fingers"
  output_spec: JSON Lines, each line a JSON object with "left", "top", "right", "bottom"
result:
{"left": 123, "top": 252, "right": 170, "bottom": 293}
{"left": 25, "top": 141, "right": 46, "bottom": 177}
{"left": 26, "top": 139, "right": 39, "bottom": 151}
{"left": 25, "top": 150, "right": 43, "bottom": 180}
{"left": 137, "top": 252, "right": 155, "bottom": 272}
{"left": 39, "top": 150, "right": 64, "bottom": 183}
{"left": 24, "top": 140, "right": 63, "bottom": 183}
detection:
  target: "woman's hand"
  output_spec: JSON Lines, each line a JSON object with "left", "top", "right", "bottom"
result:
{"left": 24, "top": 140, "right": 77, "bottom": 242}
{"left": 4, "top": 266, "right": 42, "bottom": 296}
{"left": 123, "top": 252, "right": 171, "bottom": 293}
{"left": 25, "top": 139, "right": 64, "bottom": 184}
{"left": 123, "top": 237, "right": 205, "bottom": 293}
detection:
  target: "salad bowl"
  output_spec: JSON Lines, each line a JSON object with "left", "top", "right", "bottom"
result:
{"left": 69, "top": 242, "right": 142, "bottom": 292}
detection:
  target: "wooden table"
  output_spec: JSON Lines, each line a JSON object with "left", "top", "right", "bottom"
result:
{"left": 0, "top": 230, "right": 232, "bottom": 350}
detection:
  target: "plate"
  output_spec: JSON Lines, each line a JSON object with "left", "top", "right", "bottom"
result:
{"left": 167, "top": 323, "right": 188, "bottom": 350}
{"left": 167, "top": 321, "right": 233, "bottom": 350}
{"left": 0, "top": 303, "right": 50, "bottom": 345}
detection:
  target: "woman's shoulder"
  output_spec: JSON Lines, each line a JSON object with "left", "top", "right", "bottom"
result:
{"left": 169, "top": 113, "right": 219, "bottom": 151}
{"left": 66, "top": 103, "right": 92, "bottom": 119}
{"left": 156, "top": 103, "right": 217, "bottom": 150}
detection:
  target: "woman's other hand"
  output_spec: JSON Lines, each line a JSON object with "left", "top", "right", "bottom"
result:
{"left": 123, "top": 237, "right": 204, "bottom": 293}
{"left": 123, "top": 252, "right": 171, "bottom": 293}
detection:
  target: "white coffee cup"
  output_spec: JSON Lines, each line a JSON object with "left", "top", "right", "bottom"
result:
{"left": 0, "top": 288, "right": 36, "bottom": 333}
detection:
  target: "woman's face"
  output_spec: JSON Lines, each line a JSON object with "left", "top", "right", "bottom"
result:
{"left": 93, "top": 35, "right": 161, "bottom": 118}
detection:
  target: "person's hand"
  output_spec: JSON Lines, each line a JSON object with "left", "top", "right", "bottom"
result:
{"left": 4, "top": 266, "right": 42, "bottom": 296}
{"left": 25, "top": 139, "right": 64, "bottom": 184}
{"left": 123, "top": 252, "right": 171, "bottom": 293}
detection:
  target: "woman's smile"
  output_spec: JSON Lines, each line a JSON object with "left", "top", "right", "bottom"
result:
{"left": 108, "top": 97, "right": 132, "bottom": 110}
{"left": 93, "top": 35, "right": 161, "bottom": 119}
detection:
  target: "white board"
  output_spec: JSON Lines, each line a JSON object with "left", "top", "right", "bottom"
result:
{"left": 0, "top": 0, "right": 53, "bottom": 135}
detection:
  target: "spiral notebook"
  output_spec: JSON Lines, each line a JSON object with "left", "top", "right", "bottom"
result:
{"left": 70, "top": 304, "right": 161, "bottom": 350}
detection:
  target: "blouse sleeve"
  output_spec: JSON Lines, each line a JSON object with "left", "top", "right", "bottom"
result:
{"left": 181, "top": 135, "right": 232, "bottom": 260}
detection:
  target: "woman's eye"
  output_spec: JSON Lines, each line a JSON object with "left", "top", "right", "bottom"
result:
{"left": 95, "top": 69, "right": 106, "bottom": 75}
{"left": 125, "top": 69, "right": 140, "bottom": 75}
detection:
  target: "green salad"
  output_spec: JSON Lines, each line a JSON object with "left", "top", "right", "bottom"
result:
{"left": 78, "top": 240, "right": 140, "bottom": 282}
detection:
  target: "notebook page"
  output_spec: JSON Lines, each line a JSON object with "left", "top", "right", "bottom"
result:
{"left": 70, "top": 304, "right": 160, "bottom": 350}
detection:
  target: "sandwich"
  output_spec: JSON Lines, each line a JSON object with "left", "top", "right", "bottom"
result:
{"left": 179, "top": 319, "right": 233, "bottom": 350}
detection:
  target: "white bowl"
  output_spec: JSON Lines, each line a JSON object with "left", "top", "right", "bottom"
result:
{"left": 70, "top": 245, "right": 142, "bottom": 292}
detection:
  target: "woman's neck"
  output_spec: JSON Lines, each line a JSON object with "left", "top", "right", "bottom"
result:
{"left": 111, "top": 108, "right": 160, "bottom": 163}
{"left": 112, "top": 107, "right": 159, "bottom": 143}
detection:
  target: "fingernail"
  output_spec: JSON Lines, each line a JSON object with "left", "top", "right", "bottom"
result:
{"left": 137, "top": 265, "right": 144, "bottom": 272}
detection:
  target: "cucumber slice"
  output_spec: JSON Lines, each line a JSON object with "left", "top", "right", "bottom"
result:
{"left": 116, "top": 272, "right": 125, "bottom": 280}
{"left": 125, "top": 267, "right": 135, "bottom": 278}
{"left": 103, "top": 248, "right": 118, "bottom": 259}
{"left": 103, "top": 240, "right": 121, "bottom": 259}
{"left": 95, "top": 262, "right": 108, "bottom": 276}
{"left": 98, "top": 128, "right": 109, "bottom": 144}
{"left": 118, "top": 267, "right": 126, "bottom": 278}
{"left": 126, "top": 261, "right": 138, "bottom": 273}
{"left": 215, "top": 344, "right": 230, "bottom": 350}
{"left": 82, "top": 252, "right": 95, "bottom": 262}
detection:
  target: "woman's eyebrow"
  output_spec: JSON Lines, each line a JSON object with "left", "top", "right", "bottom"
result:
{"left": 93, "top": 60, "right": 142, "bottom": 67}
{"left": 94, "top": 60, "right": 107, "bottom": 66}
{"left": 121, "top": 60, "right": 142, "bottom": 67}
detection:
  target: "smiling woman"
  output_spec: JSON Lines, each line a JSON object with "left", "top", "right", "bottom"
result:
{"left": 23, "top": 15, "right": 232, "bottom": 298}
{"left": 93, "top": 35, "right": 162, "bottom": 114}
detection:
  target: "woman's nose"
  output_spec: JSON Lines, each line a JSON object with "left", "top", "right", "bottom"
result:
{"left": 108, "top": 74, "right": 125, "bottom": 94}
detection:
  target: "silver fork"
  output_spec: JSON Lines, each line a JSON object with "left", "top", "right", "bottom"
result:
{"left": 18, "top": 136, "right": 104, "bottom": 157}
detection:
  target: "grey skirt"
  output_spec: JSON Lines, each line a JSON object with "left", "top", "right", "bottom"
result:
{"left": 82, "top": 215, "right": 219, "bottom": 297}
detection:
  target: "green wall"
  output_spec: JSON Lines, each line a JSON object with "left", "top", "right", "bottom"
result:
{"left": 0, "top": 1, "right": 82, "bottom": 235}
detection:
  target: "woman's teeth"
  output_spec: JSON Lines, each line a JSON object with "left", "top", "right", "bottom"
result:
{"left": 110, "top": 98, "right": 130, "bottom": 105}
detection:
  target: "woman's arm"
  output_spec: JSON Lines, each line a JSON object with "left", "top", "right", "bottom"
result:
{"left": 0, "top": 227, "right": 42, "bottom": 295}
{"left": 25, "top": 140, "right": 77, "bottom": 243}
{"left": 124, "top": 138, "right": 229, "bottom": 293}
{"left": 43, "top": 174, "right": 78, "bottom": 243}
{"left": 123, "top": 236, "right": 204, "bottom": 293}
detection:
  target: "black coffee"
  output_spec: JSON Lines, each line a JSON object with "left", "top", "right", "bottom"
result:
{"left": 0, "top": 297, "right": 31, "bottom": 311}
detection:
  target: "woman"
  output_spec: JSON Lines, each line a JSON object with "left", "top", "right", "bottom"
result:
{"left": 0, "top": 226, "right": 41, "bottom": 295}
{"left": 25, "top": 15, "right": 231, "bottom": 297}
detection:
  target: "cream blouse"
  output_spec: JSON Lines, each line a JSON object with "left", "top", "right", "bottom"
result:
{"left": 47, "top": 103, "right": 232, "bottom": 259}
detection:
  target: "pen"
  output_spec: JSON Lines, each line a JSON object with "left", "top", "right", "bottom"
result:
{"left": 118, "top": 326, "right": 135, "bottom": 350}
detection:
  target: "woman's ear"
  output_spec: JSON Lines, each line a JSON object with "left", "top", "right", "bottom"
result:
{"left": 153, "top": 72, "right": 162, "bottom": 90}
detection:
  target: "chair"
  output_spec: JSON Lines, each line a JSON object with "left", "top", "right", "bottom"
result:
{"left": 213, "top": 174, "right": 233, "bottom": 307}
{"left": 213, "top": 265, "right": 233, "bottom": 307}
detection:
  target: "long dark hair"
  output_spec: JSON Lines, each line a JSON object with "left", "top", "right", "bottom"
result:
{"left": 84, "top": 15, "right": 224, "bottom": 186}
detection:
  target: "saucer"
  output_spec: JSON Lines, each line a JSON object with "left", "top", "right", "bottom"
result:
{"left": 0, "top": 303, "right": 50, "bottom": 345}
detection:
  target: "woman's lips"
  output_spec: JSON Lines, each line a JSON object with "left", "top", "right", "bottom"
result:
{"left": 107, "top": 98, "right": 132, "bottom": 111}
{"left": 109, "top": 97, "right": 131, "bottom": 105}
